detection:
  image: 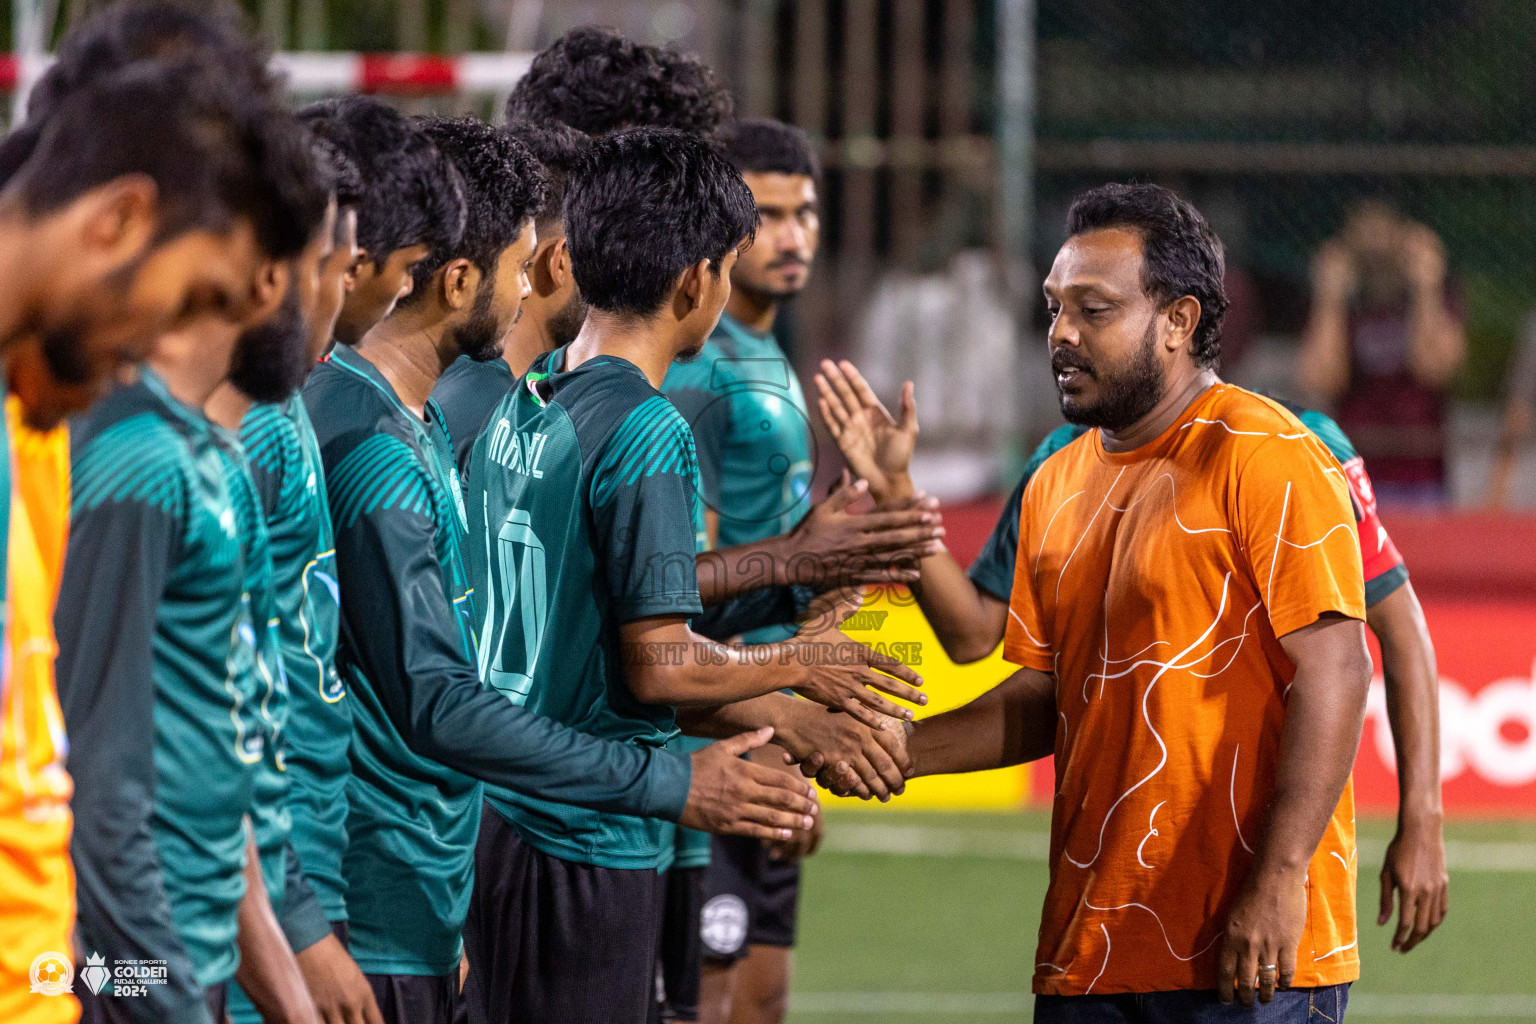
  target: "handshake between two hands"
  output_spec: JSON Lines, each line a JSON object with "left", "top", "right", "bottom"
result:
{"left": 680, "top": 587, "right": 922, "bottom": 845}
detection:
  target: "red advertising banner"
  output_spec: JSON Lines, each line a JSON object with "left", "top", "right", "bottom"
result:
{"left": 1358, "top": 600, "right": 1536, "bottom": 816}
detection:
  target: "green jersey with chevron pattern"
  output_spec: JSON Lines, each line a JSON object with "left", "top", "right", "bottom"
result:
{"left": 467, "top": 348, "right": 704, "bottom": 870}
{"left": 241, "top": 396, "right": 349, "bottom": 922}
{"left": 57, "top": 370, "right": 266, "bottom": 1014}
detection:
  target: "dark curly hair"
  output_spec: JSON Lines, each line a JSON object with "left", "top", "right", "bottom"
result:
{"left": 505, "top": 120, "right": 592, "bottom": 234}
{"left": 309, "top": 133, "right": 363, "bottom": 213}
{"left": 298, "top": 97, "right": 466, "bottom": 272}
{"left": 505, "top": 26, "right": 733, "bottom": 139}
{"left": 724, "top": 118, "right": 820, "bottom": 185}
{"left": 1066, "top": 182, "right": 1228, "bottom": 368}
{"left": 397, "top": 116, "right": 548, "bottom": 307}
{"left": 565, "top": 126, "right": 757, "bottom": 316}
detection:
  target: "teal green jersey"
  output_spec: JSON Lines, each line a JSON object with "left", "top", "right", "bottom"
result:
{"left": 57, "top": 370, "right": 265, "bottom": 1018}
{"left": 662, "top": 313, "right": 814, "bottom": 548}
{"left": 467, "top": 349, "right": 703, "bottom": 870}
{"left": 307, "top": 345, "right": 691, "bottom": 975}
{"left": 970, "top": 407, "right": 1408, "bottom": 607}
{"left": 212, "top": 429, "right": 290, "bottom": 911}
{"left": 433, "top": 354, "right": 516, "bottom": 471}
{"left": 241, "top": 396, "right": 350, "bottom": 922}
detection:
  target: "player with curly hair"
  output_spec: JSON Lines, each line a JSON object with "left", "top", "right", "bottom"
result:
{"left": 505, "top": 25, "right": 734, "bottom": 139}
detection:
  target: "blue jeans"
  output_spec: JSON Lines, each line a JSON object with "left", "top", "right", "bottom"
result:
{"left": 1035, "top": 985, "right": 1350, "bottom": 1024}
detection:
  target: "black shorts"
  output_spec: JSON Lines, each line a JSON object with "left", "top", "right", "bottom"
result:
{"left": 699, "top": 835, "right": 801, "bottom": 962}
{"left": 656, "top": 866, "right": 705, "bottom": 1022}
{"left": 365, "top": 971, "right": 459, "bottom": 1024}
{"left": 463, "top": 801, "right": 665, "bottom": 1024}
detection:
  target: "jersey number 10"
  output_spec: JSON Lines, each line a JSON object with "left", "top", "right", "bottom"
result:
{"left": 478, "top": 505, "right": 547, "bottom": 705}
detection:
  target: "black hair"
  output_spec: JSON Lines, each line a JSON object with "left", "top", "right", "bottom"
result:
{"left": 27, "top": 0, "right": 276, "bottom": 123}
{"left": 310, "top": 133, "right": 364, "bottom": 211}
{"left": 11, "top": 59, "right": 327, "bottom": 261}
{"left": 1066, "top": 182, "right": 1228, "bottom": 368}
{"left": 724, "top": 118, "right": 821, "bottom": 185}
{"left": 564, "top": 126, "right": 757, "bottom": 316}
{"left": 504, "top": 120, "right": 591, "bottom": 234}
{"left": 506, "top": 26, "right": 733, "bottom": 139}
{"left": 396, "top": 117, "right": 548, "bottom": 307}
{"left": 297, "top": 96, "right": 466, "bottom": 270}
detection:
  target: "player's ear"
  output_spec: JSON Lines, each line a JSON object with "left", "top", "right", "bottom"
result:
{"left": 65, "top": 173, "right": 160, "bottom": 269}
{"left": 442, "top": 257, "right": 479, "bottom": 311}
{"left": 1164, "top": 295, "right": 1201, "bottom": 353}
{"left": 343, "top": 246, "right": 369, "bottom": 292}
{"left": 546, "top": 236, "right": 571, "bottom": 291}
{"left": 679, "top": 257, "right": 711, "bottom": 312}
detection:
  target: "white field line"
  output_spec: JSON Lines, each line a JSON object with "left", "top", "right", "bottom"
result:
{"left": 821, "top": 824, "right": 1536, "bottom": 872}
{"left": 790, "top": 992, "right": 1536, "bottom": 1017}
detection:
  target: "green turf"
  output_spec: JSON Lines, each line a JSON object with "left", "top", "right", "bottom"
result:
{"left": 787, "top": 811, "right": 1536, "bottom": 1023}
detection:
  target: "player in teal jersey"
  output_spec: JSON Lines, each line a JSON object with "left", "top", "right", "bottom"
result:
{"left": 464, "top": 126, "right": 923, "bottom": 1024}
{"left": 817, "top": 361, "right": 1450, "bottom": 955}
{"left": 657, "top": 119, "right": 836, "bottom": 1024}
{"left": 308, "top": 119, "right": 816, "bottom": 1024}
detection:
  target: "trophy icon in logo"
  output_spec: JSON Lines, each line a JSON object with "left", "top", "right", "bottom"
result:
{"left": 81, "top": 953, "right": 111, "bottom": 996}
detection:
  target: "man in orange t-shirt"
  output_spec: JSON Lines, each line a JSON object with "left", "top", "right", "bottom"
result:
{"left": 907, "top": 183, "right": 1372, "bottom": 1022}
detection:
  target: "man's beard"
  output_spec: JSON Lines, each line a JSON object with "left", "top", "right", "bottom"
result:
{"left": 739, "top": 256, "right": 810, "bottom": 303}
{"left": 228, "top": 285, "right": 311, "bottom": 404}
{"left": 39, "top": 319, "right": 92, "bottom": 386}
{"left": 546, "top": 289, "right": 588, "bottom": 349}
{"left": 1055, "top": 318, "right": 1166, "bottom": 431}
{"left": 451, "top": 277, "right": 504, "bottom": 363}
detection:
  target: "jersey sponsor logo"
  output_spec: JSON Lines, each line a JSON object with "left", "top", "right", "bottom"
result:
{"left": 700, "top": 894, "right": 749, "bottom": 956}
{"left": 29, "top": 951, "right": 73, "bottom": 996}
{"left": 485, "top": 419, "right": 550, "bottom": 480}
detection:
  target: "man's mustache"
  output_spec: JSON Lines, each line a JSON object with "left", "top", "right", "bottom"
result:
{"left": 1051, "top": 350, "right": 1095, "bottom": 376}
{"left": 767, "top": 255, "right": 809, "bottom": 271}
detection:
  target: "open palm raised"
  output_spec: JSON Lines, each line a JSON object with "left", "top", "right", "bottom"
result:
{"left": 814, "top": 359, "right": 919, "bottom": 506}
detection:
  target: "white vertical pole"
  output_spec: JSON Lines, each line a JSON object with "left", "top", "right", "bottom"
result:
{"left": 996, "top": 0, "right": 1035, "bottom": 446}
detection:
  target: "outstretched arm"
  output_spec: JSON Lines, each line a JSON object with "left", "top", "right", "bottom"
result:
{"left": 907, "top": 667, "right": 1058, "bottom": 776}
{"left": 1370, "top": 580, "right": 1448, "bottom": 952}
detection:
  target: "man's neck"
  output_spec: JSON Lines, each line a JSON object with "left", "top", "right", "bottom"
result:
{"left": 204, "top": 381, "right": 254, "bottom": 432}
{"left": 724, "top": 288, "right": 778, "bottom": 335}
{"left": 565, "top": 311, "right": 682, "bottom": 389}
{"left": 1099, "top": 366, "right": 1222, "bottom": 454}
{"left": 147, "top": 339, "right": 234, "bottom": 412}
{"left": 354, "top": 306, "right": 448, "bottom": 419}
{"left": 501, "top": 313, "right": 554, "bottom": 379}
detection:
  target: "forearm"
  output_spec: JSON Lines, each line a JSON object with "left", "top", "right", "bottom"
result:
{"left": 1406, "top": 291, "right": 1465, "bottom": 387}
{"left": 909, "top": 667, "right": 1057, "bottom": 776}
{"left": 1298, "top": 305, "right": 1351, "bottom": 398}
{"left": 912, "top": 549, "right": 1007, "bottom": 664}
{"left": 696, "top": 537, "right": 791, "bottom": 605}
{"left": 677, "top": 693, "right": 800, "bottom": 740}
{"left": 629, "top": 633, "right": 810, "bottom": 707}
{"left": 1371, "top": 584, "right": 1443, "bottom": 826}
{"left": 235, "top": 833, "right": 315, "bottom": 1024}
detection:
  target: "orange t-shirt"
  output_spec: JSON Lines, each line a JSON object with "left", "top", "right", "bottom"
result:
{"left": 1004, "top": 384, "right": 1366, "bottom": 997}
{"left": 0, "top": 397, "right": 77, "bottom": 1024}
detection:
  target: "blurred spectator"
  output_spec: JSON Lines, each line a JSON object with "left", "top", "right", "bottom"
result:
{"left": 1489, "top": 309, "right": 1536, "bottom": 506}
{"left": 1298, "top": 203, "right": 1467, "bottom": 503}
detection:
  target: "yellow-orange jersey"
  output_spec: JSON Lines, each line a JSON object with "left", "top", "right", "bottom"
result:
{"left": 0, "top": 396, "right": 77, "bottom": 1024}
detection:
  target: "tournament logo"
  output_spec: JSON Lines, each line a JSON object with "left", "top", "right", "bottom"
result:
{"left": 81, "top": 953, "right": 111, "bottom": 995}
{"left": 700, "top": 894, "right": 749, "bottom": 956}
{"left": 29, "top": 951, "right": 73, "bottom": 996}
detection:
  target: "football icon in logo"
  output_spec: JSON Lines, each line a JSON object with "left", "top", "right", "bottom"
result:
{"left": 29, "top": 951, "right": 73, "bottom": 996}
